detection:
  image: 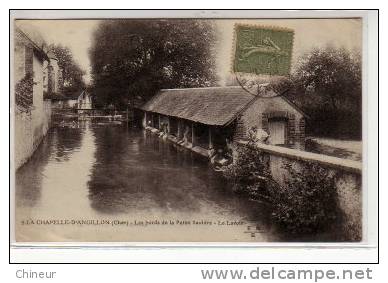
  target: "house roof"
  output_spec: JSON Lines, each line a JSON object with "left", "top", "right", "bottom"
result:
{"left": 280, "top": 95, "right": 310, "bottom": 119}
{"left": 49, "top": 92, "right": 79, "bottom": 101}
{"left": 141, "top": 87, "right": 255, "bottom": 126}
{"left": 15, "top": 23, "right": 48, "bottom": 60}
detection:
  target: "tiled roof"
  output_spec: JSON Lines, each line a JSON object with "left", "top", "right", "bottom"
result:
{"left": 141, "top": 87, "right": 255, "bottom": 126}
{"left": 49, "top": 92, "right": 80, "bottom": 100}
{"left": 15, "top": 22, "right": 47, "bottom": 57}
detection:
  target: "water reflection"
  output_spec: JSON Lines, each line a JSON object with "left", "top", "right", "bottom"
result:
{"left": 52, "top": 127, "right": 83, "bottom": 162}
{"left": 16, "top": 134, "right": 51, "bottom": 208}
{"left": 89, "top": 127, "right": 233, "bottom": 214}
{"left": 16, "top": 121, "right": 278, "bottom": 242}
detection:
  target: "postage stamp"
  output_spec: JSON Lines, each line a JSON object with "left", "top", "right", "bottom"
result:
{"left": 233, "top": 24, "right": 294, "bottom": 76}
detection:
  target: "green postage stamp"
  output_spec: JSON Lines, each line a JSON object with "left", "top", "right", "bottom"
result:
{"left": 234, "top": 24, "right": 294, "bottom": 76}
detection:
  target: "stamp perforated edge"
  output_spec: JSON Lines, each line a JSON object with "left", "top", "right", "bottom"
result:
{"left": 230, "top": 23, "right": 295, "bottom": 76}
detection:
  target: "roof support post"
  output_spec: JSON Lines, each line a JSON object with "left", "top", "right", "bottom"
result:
{"left": 209, "top": 126, "right": 213, "bottom": 149}
{"left": 143, "top": 111, "right": 147, "bottom": 128}
{"left": 177, "top": 120, "right": 182, "bottom": 139}
{"left": 158, "top": 114, "right": 161, "bottom": 130}
{"left": 192, "top": 123, "right": 196, "bottom": 147}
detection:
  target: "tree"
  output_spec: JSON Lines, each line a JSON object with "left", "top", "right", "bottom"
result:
{"left": 49, "top": 44, "right": 86, "bottom": 96}
{"left": 89, "top": 20, "right": 218, "bottom": 109}
{"left": 289, "top": 47, "right": 362, "bottom": 138}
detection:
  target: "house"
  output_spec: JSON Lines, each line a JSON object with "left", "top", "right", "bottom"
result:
{"left": 50, "top": 93, "right": 79, "bottom": 109}
{"left": 43, "top": 50, "right": 62, "bottom": 95}
{"left": 77, "top": 91, "right": 92, "bottom": 112}
{"left": 51, "top": 91, "right": 91, "bottom": 111}
{"left": 14, "top": 23, "right": 51, "bottom": 169}
{"left": 139, "top": 86, "right": 306, "bottom": 158}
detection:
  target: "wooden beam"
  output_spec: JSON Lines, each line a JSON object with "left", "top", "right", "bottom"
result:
{"left": 191, "top": 123, "right": 195, "bottom": 146}
{"left": 177, "top": 120, "right": 181, "bottom": 139}
{"left": 143, "top": 112, "right": 147, "bottom": 128}
{"left": 209, "top": 126, "right": 213, "bottom": 149}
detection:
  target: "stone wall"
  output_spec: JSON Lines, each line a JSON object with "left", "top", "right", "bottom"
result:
{"left": 239, "top": 141, "right": 362, "bottom": 240}
{"left": 14, "top": 100, "right": 52, "bottom": 170}
{"left": 14, "top": 28, "right": 52, "bottom": 170}
{"left": 235, "top": 96, "right": 305, "bottom": 149}
{"left": 14, "top": 31, "right": 26, "bottom": 83}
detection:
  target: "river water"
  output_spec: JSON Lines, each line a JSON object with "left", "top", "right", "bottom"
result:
{"left": 15, "top": 121, "right": 286, "bottom": 242}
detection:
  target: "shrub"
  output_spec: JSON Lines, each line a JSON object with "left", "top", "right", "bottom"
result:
{"left": 223, "top": 140, "right": 342, "bottom": 236}
{"left": 15, "top": 73, "right": 35, "bottom": 112}
{"left": 269, "top": 161, "right": 340, "bottom": 234}
{"left": 222, "top": 142, "right": 275, "bottom": 201}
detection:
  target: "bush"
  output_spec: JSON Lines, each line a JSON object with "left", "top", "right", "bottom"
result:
{"left": 269, "top": 161, "right": 340, "bottom": 234}
{"left": 223, "top": 142, "right": 275, "bottom": 201}
{"left": 223, "top": 141, "right": 341, "bottom": 235}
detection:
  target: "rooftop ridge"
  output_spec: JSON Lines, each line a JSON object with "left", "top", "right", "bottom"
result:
{"left": 160, "top": 86, "right": 244, "bottom": 91}
{"left": 159, "top": 86, "right": 256, "bottom": 97}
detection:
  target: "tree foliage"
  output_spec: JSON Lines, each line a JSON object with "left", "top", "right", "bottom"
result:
{"left": 293, "top": 47, "right": 361, "bottom": 110}
{"left": 223, "top": 139, "right": 344, "bottom": 238}
{"left": 223, "top": 142, "right": 275, "bottom": 200}
{"left": 288, "top": 46, "right": 362, "bottom": 138}
{"left": 49, "top": 44, "right": 86, "bottom": 96}
{"left": 15, "top": 73, "right": 34, "bottom": 112}
{"left": 270, "top": 162, "right": 340, "bottom": 235}
{"left": 89, "top": 20, "right": 218, "bottom": 109}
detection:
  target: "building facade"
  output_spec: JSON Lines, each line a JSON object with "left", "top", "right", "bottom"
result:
{"left": 43, "top": 50, "right": 62, "bottom": 95}
{"left": 78, "top": 91, "right": 92, "bottom": 110}
{"left": 50, "top": 93, "right": 78, "bottom": 109}
{"left": 14, "top": 24, "right": 52, "bottom": 169}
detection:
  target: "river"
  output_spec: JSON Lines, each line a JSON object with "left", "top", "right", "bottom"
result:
{"left": 15, "top": 121, "right": 284, "bottom": 242}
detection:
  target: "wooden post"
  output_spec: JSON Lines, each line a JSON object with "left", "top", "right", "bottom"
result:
{"left": 143, "top": 111, "right": 147, "bottom": 128}
{"left": 208, "top": 126, "right": 213, "bottom": 149}
{"left": 158, "top": 115, "right": 161, "bottom": 130}
{"left": 177, "top": 120, "right": 181, "bottom": 139}
{"left": 191, "top": 123, "right": 195, "bottom": 146}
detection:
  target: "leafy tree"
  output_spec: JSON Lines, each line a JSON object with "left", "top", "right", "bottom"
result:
{"left": 293, "top": 47, "right": 361, "bottom": 111}
{"left": 89, "top": 20, "right": 218, "bottom": 109}
{"left": 49, "top": 44, "right": 86, "bottom": 96}
{"left": 288, "top": 47, "right": 362, "bottom": 138}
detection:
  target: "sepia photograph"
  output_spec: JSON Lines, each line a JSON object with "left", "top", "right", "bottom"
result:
{"left": 11, "top": 14, "right": 364, "bottom": 243}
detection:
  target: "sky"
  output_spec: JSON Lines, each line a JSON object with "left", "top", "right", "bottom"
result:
{"left": 16, "top": 20, "right": 100, "bottom": 84}
{"left": 16, "top": 19, "right": 362, "bottom": 85}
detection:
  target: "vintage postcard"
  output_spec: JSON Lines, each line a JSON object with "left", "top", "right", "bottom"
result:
{"left": 11, "top": 13, "right": 365, "bottom": 243}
